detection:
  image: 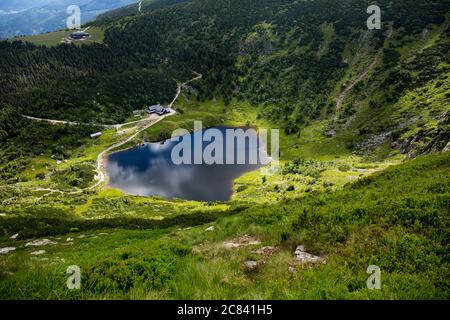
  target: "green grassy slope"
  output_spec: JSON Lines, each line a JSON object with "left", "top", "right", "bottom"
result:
{"left": 1, "top": 0, "right": 448, "bottom": 160}
{"left": 0, "top": 152, "right": 448, "bottom": 299}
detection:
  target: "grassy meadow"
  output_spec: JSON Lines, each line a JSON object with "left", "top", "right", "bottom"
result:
{"left": 9, "top": 27, "right": 105, "bottom": 47}
{"left": 0, "top": 151, "right": 448, "bottom": 299}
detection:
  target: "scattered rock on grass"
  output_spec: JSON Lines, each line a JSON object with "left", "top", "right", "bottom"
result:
{"left": 205, "top": 226, "right": 215, "bottom": 232}
{"left": 30, "top": 250, "right": 46, "bottom": 255}
{"left": 326, "top": 129, "right": 337, "bottom": 138}
{"left": 0, "top": 247, "right": 16, "bottom": 255}
{"left": 10, "top": 233, "right": 19, "bottom": 240}
{"left": 66, "top": 237, "right": 74, "bottom": 242}
{"left": 253, "top": 246, "right": 277, "bottom": 256}
{"left": 223, "top": 235, "right": 261, "bottom": 249}
{"left": 294, "top": 245, "right": 324, "bottom": 265}
{"left": 242, "top": 261, "right": 258, "bottom": 271}
{"left": 25, "top": 239, "right": 56, "bottom": 247}
{"left": 443, "top": 141, "right": 450, "bottom": 152}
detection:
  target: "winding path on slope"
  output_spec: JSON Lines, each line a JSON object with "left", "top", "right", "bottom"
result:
{"left": 21, "top": 72, "right": 203, "bottom": 129}
{"left": 335, "top": 27, "right": 393, "bottom": 112}
{"left": 21, "top": 72, "right": 202, "bottom": 195}
{"left": 91, "top": 71, "right": 203, "bottom": 189}
{"left": 22, "top": 114, "right": 161, "bottom": 130}
{"left": 90, "top": 109, "right": 176, "bottom": 190}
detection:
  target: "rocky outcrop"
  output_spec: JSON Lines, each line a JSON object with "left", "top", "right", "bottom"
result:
{"left": 30, "top": 250, "right": 46, "bottom": 256}
{"left": 0, "top": 247, "right": 16, "bottom": 255}
{"left": 242, "top": 261, "right": 258, "bottom": 271}
{"left": 357, "top": 132, "right": 392, "bottom": 152}
{"left": 294, "top": 245, "right": 324, "bottom": 265}
{"left": 223, "top": 235, "right": 261, "bottom": 249}
{"left": 253, "top": 246, "right": 277, "bottom": 256}
{"left": 443, "top": 141, "right": 450, "bottom": 152}
{"left": 25, "top": 239, "right": 56, "bottom": 247}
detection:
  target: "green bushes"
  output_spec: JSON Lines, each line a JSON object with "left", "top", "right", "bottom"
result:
{"left": 236, "top": 185, "right": 248, "bottom": 193}
{"left": 0, "top": 119, "right": 101, "bottom": 181}
{"left": 35, "top": 173, "right": 46, "bottom": 180}
{"left": 340, "top": 102, "right": 357, "bottom": 119}
{"left": 51, "top": 163, "right": 96, "bottom": 189}
{"left": 0, "top": 205, "right": 242, "bottom": 238}
{"left": 282, "top": 152, "right": 450, "bottom": 293}
{"left": 338, "top": 164, "right": 351, "bottom": 172}
{"left": 83, "top": 243, "right": 190, "bottom": 293}
{"left": 0, "top": 153, "right": 448, "bottom": 299}
{"left": 0, "top": 105, "right": 19, "bottom": 143}
{"left": 282, "top": 159, "right": 328, "bottom": 178}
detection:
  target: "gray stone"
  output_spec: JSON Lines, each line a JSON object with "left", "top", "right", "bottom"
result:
{"left": 30, "top": 250, "right": 46, "bottom": 255}
{"left": 253, "top": 246, "right": 277, "bottom": 255}
{"left": 294, "top": 245, "right": 323, "bottom": 264}
{"left": 0, "top": 247, "right": 16, "bottom": 255}
{"left": 443, "top": 141, "right": 450, "bottom": 152}
{"left": 223, "top": 235, "right": 261, "bottom": 249}
{"left": 25, "top": 239, "right": 56, "bottom": 247}
{"left": 243, "top": 261, "right": 258, "bottom": 271}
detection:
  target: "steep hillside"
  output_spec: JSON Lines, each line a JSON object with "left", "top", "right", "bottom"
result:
{"left": 1, "top": 152, "right": 448, "bottom": 299}
{"left": 91, "top": 0, "right": 188, "bottom": 24}
{"left": 0, "top": 0, "right": 449, "bottom": 300}
{"left": 1, "top": 0, "right": 448, "bottom": 157}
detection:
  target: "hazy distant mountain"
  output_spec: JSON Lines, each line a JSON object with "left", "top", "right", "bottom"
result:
{"left": 0, "top": 0, "right": 138, "bottom": 39}
{"left": 0, "top": 0, "right": 55, "bottom": 11}
{"left": 92, "top": 0, "right": 186, "bottom": 24}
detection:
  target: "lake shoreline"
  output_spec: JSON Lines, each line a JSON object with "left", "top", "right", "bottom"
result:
{"left": 105, "top": 126, "right": 270, "bottom": 202}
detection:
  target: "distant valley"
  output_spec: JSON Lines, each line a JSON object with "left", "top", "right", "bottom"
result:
{"left": 0, "top": 0, "right": 138, "bottom": 39}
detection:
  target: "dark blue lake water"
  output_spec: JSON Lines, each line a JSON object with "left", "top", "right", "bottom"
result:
{"left": 107, "top": 127, "right": 269, "bottom": 201}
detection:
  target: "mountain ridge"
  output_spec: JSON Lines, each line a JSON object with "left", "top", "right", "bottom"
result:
{"left": 1, "top": 0, "right": 448, "bottom": 158}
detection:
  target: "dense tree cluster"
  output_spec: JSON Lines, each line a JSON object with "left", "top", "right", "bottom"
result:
{"left": 0, "top": 0, "right": 448, "bottom": 133}
{"left": 0, "top": 40, "right": 176, "bottom": 124}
